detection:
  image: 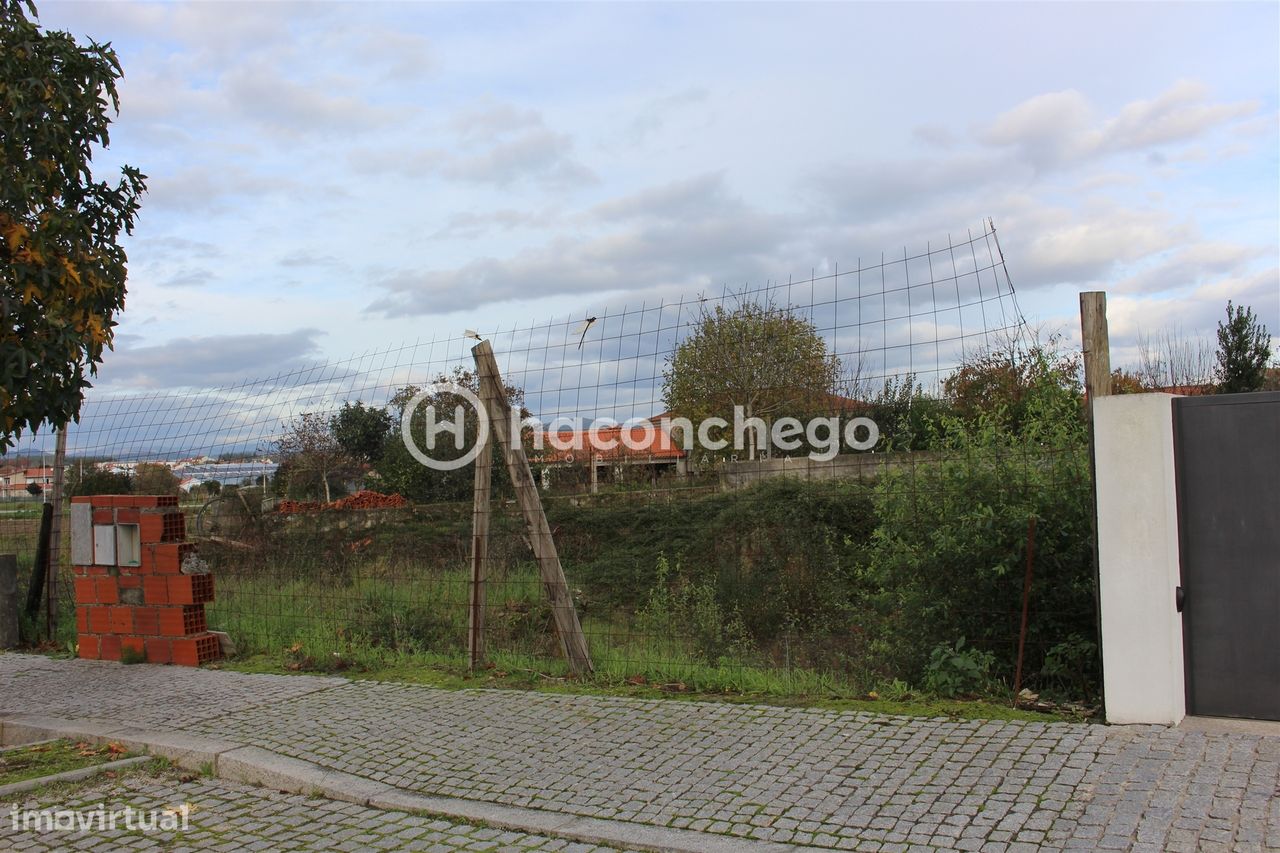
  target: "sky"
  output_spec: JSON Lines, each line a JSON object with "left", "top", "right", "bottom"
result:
{"left": 29, "top": 0, "right": 1280, "bottom": 410}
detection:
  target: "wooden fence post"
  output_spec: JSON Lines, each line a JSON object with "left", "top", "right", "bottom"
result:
{"left": 471, "top": 340, "right": 594, "bottom": 675}
{"left": 1080, "top": 292, "right": 1112, "bottom": 414}
{"left": 1080, "top": 291, "right": 1111, "bottom": 716}
{"left": 0, "top": 554, "right": 18, "bottom": 649}
{"left": 46, "top": 427, "right": 67, "bottom": 639}
{"left": 468, "top": 391, "right": 493, "bottom": 672}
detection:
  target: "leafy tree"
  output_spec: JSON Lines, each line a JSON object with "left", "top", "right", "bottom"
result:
{"left": 1214, "top": 301, "right": 1272, "bottom": 394}
{"left": 330, "top": 401, "right": 392, "bottom": 464}
{"left": 133, "top": 462, "right": 179, "bottom": 495}
{"left": 66, "top": 463, "right": 131, "bottom": 496}
{"left": 24, "top": 481, "right": 40, "bottom": 496}
{"left": 663, "top": 297, "right": 841, "bottom": 460}
{"left": 275, "top": 412, "right": 355, "bottom": 502}
{"left": 943, "top": 333, "right": 1082, "bottom": 434}
{"left": 0, "top": 1, "right": 146, "bottom": 451}
{"left": 1108, "top": 368, "right": 1146, "bottom": 395}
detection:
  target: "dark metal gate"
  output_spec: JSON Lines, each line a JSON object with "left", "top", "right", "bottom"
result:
{"left": 1174, "top": 391, "right": 1280, "bottom": 721}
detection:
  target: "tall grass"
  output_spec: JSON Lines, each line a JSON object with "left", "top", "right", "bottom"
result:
{"left": 206, "top": 561, "right": 869, "bottom": 698}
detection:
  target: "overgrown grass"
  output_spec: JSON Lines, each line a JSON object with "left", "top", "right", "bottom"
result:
{"left": 205, "top": 565, "right": 1089, "bottom": 723}
{"left": 0, "top": 740, "right": 135, "bottom": 785}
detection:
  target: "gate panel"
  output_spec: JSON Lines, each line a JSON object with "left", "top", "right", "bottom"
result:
{"left": 1174, "top": 391, "right": 1280, "bottom": 720}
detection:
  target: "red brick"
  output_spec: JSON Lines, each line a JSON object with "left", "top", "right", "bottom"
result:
{"left": 138, "top": 514, "right": 164, "bottom": 544}
{"left": 144, "top": 637, "right": 172, "bottom": 664}
{"left": 87, "top": 606, "right": 110, "bottom": 634}
{"left": 98, "top": 634, "right": 121, "bottom": 661}
{"left": 73, "top": 576, "right": 97, "bottom": 605}
{"left": 140, "top": 511, "right": 185, "bottom": 544}
{"left": 77, "top": 634, "right": 99, "bottom": 659}
{"left": 72, "top": 565, "right": 92, "bottom": 577}
{"left": 128, "top": 495, "right": 160, "bottom": 508}
{"left": 71, "top": 495, "right": 93, "bottom": 505}
{"left": 89, "top": 495, "right": 115, "bottom": 508}
{"left": 171, "top": 633, "right": 220, "bottom": 667}
{"left": 142, "top": 576, "right": 169, "bottom": 605}
{"left": 83, "top": 565, "right": 109, "bottom": 576}
{"left": 118, "top": 574, "right": 142, "bottom": 589}
{"left": 163, "top": 512, "right": 186, "bottom": 542}
{"left": 75, "top": 606, "right": 89, "bottom": 634}
{"left": 157, "top": 495, "right": 179, "bottom": 508}
{"left": 131, "top": 606, "right": 160, "bottom": 636}
{"left": 95, "top": 577, "right": 119, "bottom": 605}
{"left": 92, "top": 508, "right": 113, "bottom": 525}
{"left": 115, "top": 508, "right": 140, "bottom": 524}
{"left": 108, "top": 606, "right": 133, "bottom": 634}
{"left": 143, "top": 542, "right": 195, "bottom": 574}
{"left": 157, "top": 605, "right": 206, "bottom": 637}
{"left": 121, "top": 636, "right": 146, "bottom": 658}
{"left": 168, "top": 574, "right": 214, "bottom": 605}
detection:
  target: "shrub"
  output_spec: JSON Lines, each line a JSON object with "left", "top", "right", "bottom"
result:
{"left": 637, "top": 555, "right": 751, "bottom": 665}
{"left": 922, "top": 638, "right": 996, "bottom": 697}
{"left": 864, "top": 344, "right": 1097, "bottom": 690}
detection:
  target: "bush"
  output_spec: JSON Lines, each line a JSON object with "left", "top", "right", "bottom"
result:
{"left": 864, "top": 346, "right": 1097, "bottom": 690}
{"left": 637, "top": 555, "right": 751, "bottom": 665}
{"left": 922, "top": 638, "right": 996, "bottom": 697}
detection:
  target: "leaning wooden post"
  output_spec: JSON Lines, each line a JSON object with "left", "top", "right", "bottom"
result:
{"left": 1079, "top": 291, "right": 1111, "bottom": 715}
{"left": 468, "top": 388, "right": 493, "bottom": 672}
{"left": 471, "top": 340, "right": 594, "bottom": 675}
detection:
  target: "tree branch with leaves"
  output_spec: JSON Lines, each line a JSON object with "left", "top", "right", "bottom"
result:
{"left": 1, "top": 0, "right": 146, "bottom": 450}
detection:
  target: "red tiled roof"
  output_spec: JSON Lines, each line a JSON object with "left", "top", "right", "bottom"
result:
{"left": 532, "top": 422, "right": 685, "bottom": 463}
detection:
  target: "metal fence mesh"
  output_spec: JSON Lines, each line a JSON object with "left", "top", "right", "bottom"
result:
{"left": 1, "top": 221, "right": 1098, "bottom": 699}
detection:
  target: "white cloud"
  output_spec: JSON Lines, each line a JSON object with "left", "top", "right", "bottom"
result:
{"left": 98, "top": 329, "right": 327, "bottom": 390}
{"left": 982, "top": 81, "right": 1258, "bottom": 169}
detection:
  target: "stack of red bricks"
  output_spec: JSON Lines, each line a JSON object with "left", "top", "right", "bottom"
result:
{"left": 71, "top": 495, "right": 221, "bottom": 666}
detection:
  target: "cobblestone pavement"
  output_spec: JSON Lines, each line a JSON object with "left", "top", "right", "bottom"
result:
{"left": 2, "top": 653, "right": 1278, "bottom": 851}
{"left": 2, "top": 765, "right": 626, "bottom": 852}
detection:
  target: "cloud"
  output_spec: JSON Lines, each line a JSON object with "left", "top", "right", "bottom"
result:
{"left": 810, "top": 154, "right": 1022, "bottom": 220}
{"left": 351, "top": 30, "right": 434, "bottom": 81}
{"left": 278, "top": 251, "right": 347, "bottom": 269}
{"left": 442, "top": 127, "right": 597, "bottom": 188}
{"left": 145, "top": 165, "right": 301, "bottom": 213}
{"left": 1007, "top": 207, "right": 1194, "bottom": 289}
{"left": 157, "top": 267, "right": 215, "bottom": 288}
{"left": 366, "top": 204, "right": 795, "bottom": 316}
{"left": 430, "top": 209, "right": 555, "bottom": 240}
{"left": 1113, "top": 242, "right": 1268, "bottom": 295}
{"left": 352, "top": 105, "right": 596, "bottom": 188}
{"left": 452, "top": 103, "right": 544, "bottom": 143}
{"left": 223, "top": 62, "right": 394, "bottom": 136}
{"left": 627, "top": 87, "right": 709, "bottom": 142}
{"left": 982, "top": 81, "right": 1258, "bottom": 169}
{"left": 98, "top": 329, "right": 327, "bottom": 390}
{"left": 588, "top": 172, "right": 736, "bottom": 223}
{"left": 136, "top": 236, "right": 223, "bottom": 262}
{"left": 912, "top": 125, "right": 957, "bottom": 149}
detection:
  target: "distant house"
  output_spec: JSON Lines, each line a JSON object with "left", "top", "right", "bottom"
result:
{"left": 531, "top": 415, "right": 687, "bottom": 491}
{"left": 0, "top": 466, "right": 54, "bottom": 499}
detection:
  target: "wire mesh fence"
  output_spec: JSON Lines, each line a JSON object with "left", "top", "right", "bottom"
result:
{"left": 0, "top": 221, "right": 1100, "bottom": 701}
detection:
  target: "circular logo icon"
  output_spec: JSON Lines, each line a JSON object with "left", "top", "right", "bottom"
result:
{"left": 399, "top": 382, "right": 490, "bottom": 471}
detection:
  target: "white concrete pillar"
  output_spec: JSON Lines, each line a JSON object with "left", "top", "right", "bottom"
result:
{"left": 1095, "top": 393, "right": 1185, "bottom": 725}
